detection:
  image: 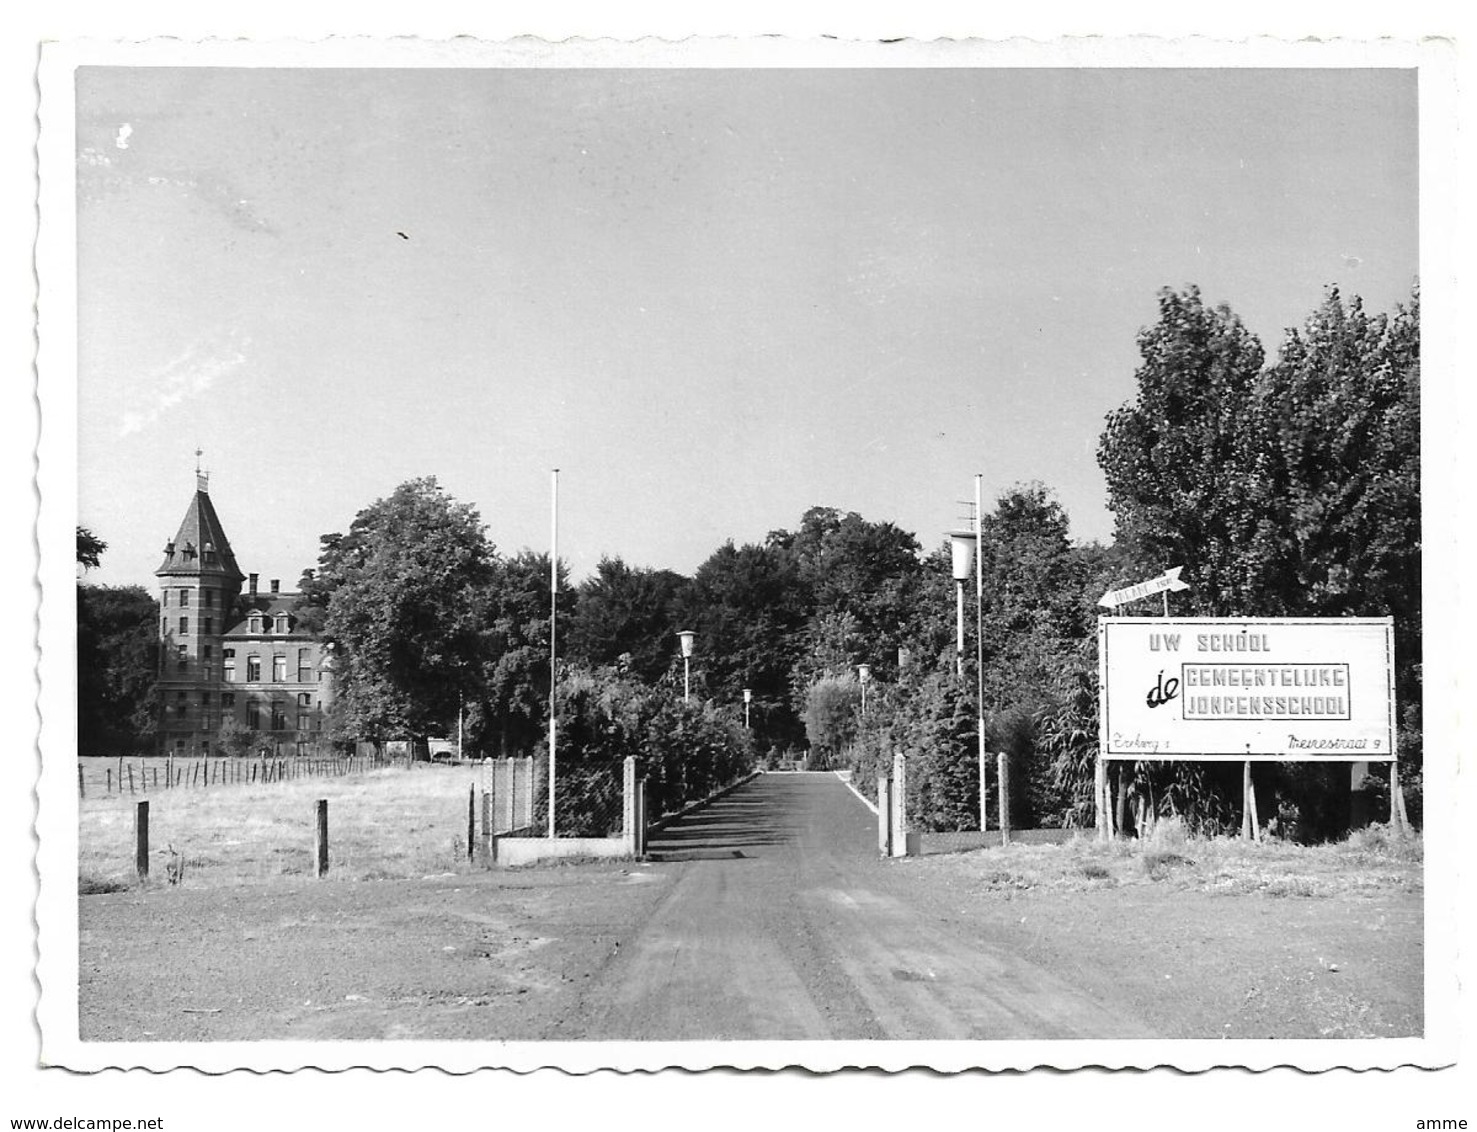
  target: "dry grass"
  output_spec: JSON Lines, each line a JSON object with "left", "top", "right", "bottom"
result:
{"left": 927, "top": 817, "right": 1423, "bottom": 898}
{"left": 79, "top": 764, "right": 489, "bottom": 891}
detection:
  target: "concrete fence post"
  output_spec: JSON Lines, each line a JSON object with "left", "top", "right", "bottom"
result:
{"left": 876, "top": 774, "right": 888, "bottom": 853}
{"left": 623, "top": 756, "right": 638, "bottom": 855}
{"left": 890, "top": 751, "right": 908, "bottom": 858}
{"left": 997, "top": 752, "right": 1011, "bottom": 846}
{"left": 481, "top": 791, "right": 492, "bottom": 859}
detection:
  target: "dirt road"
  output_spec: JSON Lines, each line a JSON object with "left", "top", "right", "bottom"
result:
{"left": 80, "top": 771, "right": 1418, "bottom": 1044}
{"left": 559, "top": 773, "right": 1152, "bottom": 1040}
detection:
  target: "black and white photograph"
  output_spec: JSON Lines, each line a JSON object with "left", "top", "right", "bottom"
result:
{"left": 14, "top": 18, "right": 1471, "bottom": 1129}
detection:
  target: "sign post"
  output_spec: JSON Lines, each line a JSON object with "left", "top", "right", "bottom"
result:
{"left": 1098, "top": 566, "right": 1190, "bottom": 612}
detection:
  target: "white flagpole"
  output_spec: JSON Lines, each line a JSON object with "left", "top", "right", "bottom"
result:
{"left": 974, "top": 474, "right": 987, "bottom": 832}
{"left": 549, "top": 468, "right": 559, "bottom": 840}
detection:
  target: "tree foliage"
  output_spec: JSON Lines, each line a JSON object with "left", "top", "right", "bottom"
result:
{"left": 1097, "top": 285, "right": 1422, "bottom": 837}
{"left": 568, "top": 556, "right": 686, "bottom": 683}
{"left": 77, "top": 584, "right": 158, "bottom": 754}
{"left": 76, "top": 527, "right": 107, "bottom": 571}
{"left": 309, "top": 478, "right": 496, "bottom": 747}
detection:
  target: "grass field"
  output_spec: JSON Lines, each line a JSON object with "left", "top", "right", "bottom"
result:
{"left": 915, "top": 817, "right": 1423, "bottom": 899}
{"left": 79, "top": 763, "right": 490, "bottom": 889}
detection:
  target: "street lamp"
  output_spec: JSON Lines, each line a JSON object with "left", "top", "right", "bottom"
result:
{"left": 947, "top": 530, "right": 978, "bottom": 680}
{"left": 857, "top": 664, "right": 871, "bottom": 715}
{"left": 676, "top": 630, "right": 696, "bottom": 703}
{"left": 743, "top": 687, "right": 752, "bottom": 729}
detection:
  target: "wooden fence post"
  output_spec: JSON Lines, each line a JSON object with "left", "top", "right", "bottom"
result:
{"left": 314, "top": 799, "right": 329, "bottom": 877}
{"left": 134, "top": 800, "right": 149, "bottom": 881}
{"left": 78, "top": 765, "right": 85, "bottom": 799}
{"left": 997, "top": 752, "right": 1012, "bottom": 846}
{"left": 467, "top": 784, "right": 477, "bottom": 860}
{"left": 1390, "top": 761, "right": 1408, "bottom": 837}
{"left": 106, "top": 767, "right": 113, "bottom": 794}
{"left": 128, "top": 762, "right": 135, "bottom": 794}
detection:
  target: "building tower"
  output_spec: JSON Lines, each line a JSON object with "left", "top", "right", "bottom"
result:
{"left": 155, "top": 468, "right": 245, "bottom": 755}
{"left": 154, "top": 467, "right": 331, "bottom": 757}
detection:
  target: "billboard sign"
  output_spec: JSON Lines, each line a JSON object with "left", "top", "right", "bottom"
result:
{"left": 1098, "top": 617, "right": 1396, "bottom": 761}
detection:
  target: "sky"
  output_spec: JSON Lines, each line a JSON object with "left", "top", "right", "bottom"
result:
{"left": 74, "top": 65, "right": 1419, "bottom": 591}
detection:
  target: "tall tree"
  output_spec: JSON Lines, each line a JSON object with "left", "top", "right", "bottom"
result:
{"left": 1098, "top": 285, "right": 1267, "bottom": 614}
{"left": 770, "top": 506, "right": 924, "bottom": 675}
{"left": 673, "top": 539, "right": 810, "bottom": 746}
{"left": 77, "top": 585, "right": 158, "bottom": 753}
{"left": 311, "top": 478, "right": 496, "bottom": 749}
{"left": 568, "top": 556, "right": 687, "bottom": 683}
{"left": 478, "top": 548, "right": 571, "bottom": 757}
{"left": 1097, "top": 285, "right": 1422, "bottom": 836}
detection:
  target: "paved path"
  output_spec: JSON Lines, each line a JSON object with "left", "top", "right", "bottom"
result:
{"left": 574, "top": 772, "right": 1153, "bottom": 1040}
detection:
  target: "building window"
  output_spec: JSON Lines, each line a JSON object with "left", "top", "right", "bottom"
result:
{"left": 175, "top": 691, "right": 187, "bottom": 717}
{"left": 297, "top": 648, "right": 312, "bottom": 683}
{"left": 203, "top": 644, "right": 213, "bottom": 661}
{"left": 271, "top": 703, "right": 286, "bottom": 731}
{"left": 223, "top": 650, "right": 235, "bottom": 682}
{"left": 161, "top": 617, "right": 168, "bottom": 636}
{"left": 179, "top": 589, "right": 190, "bottom": 607}
{"left": 246, "top": 654, "right": 261, "bottom": 682}
{"left": 222, "top": 692, "right": 235, "bottom": 712}
{"left": 203, "top": 590, "right": 214, "bottom": 608}
{"left": 179, "top": 616, "right": 189, "bottom": 635}
{"left": 161, "top": 591, "right": 168, "bottom": 608}
{"left": 274, "top": 614, "right": 289, "bottom": 635}
{"left": 272, "top": 654, "right": 287, "bottom": 682}
{"left": 246, "top": 701, "right": 260, "bottom": 729}
{"left": 248, "top": 614, "right": 263, "bottom": 634}
{"left": 200, "top": 739, "right": 211, "bottom": 756}
{"left": 203, "top": 616, "right": 214, "bottom": 635}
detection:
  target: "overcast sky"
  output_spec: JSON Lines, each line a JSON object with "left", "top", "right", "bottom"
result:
{"left": 75, "top": 66, "right": 1418, "bottom": 591}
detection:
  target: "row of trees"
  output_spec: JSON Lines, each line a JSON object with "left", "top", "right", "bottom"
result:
{"left": 839, "top": 286, "right": 1421, "bottom": 839}
{"left": 76, "top": 283, "right": 1419, "bottom": 839}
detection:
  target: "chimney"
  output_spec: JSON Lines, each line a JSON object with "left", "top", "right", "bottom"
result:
{"left": 270, "top": 579, "right": 280, "bottom": 594}
{"left": 249, "top": 573, "right": 258, "bottom": 595}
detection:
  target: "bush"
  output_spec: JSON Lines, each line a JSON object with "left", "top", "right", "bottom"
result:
{"left": 543, "top": 663, "right": 755, "bottom": 820}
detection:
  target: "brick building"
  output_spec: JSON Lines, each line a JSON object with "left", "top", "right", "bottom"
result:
{"left": 155, "top": 473, "right": 331, "bottom": 756}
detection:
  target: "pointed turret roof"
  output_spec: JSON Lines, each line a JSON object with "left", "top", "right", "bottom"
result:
{"left": 156, "top": 478, "right": 245, "bottom": 582}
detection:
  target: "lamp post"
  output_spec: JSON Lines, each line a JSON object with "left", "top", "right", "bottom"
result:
{"left": 676, "top": 630, "right": 696, "bottom": 703}
{"left": 947, "top": 530, "right": 978, "bottom": 680}
{"left": 857, "top": 664, "right": 871, "bottom": 715}
{"left": 743, "top": 687, "right": 752, "bottom": 729}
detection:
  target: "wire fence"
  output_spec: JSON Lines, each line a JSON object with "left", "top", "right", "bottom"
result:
{"left": 476, "top": 756, "right": 539, "bottom": 835}
{"left": 77, "top": 753, "right": 412, "bottom": 797}
{"left": 894, "top": 751, "right": 1079, "bottom": 856}
{"left": 526, "top": 756, "right": 626, "bottom": 839}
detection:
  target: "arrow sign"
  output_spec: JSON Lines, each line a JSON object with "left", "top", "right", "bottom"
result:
{"left": 1098, "top": 566, "right": 1190, "bottom": 609}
